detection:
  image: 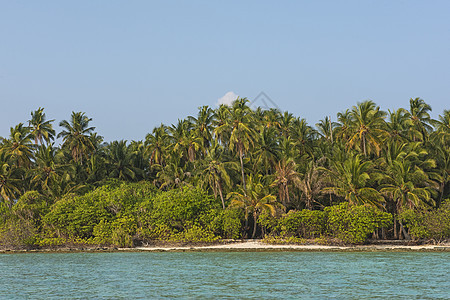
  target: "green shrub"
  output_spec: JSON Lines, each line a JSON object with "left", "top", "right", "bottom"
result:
{"left": 399, "top": 200, "right": 450, "bottom": 241}
{"left": 140, "top": 186, "right": 222, "bottom": 242}
{"left": 13, "top": 191, "right": 49, "bottom": 227}
{"left": 0, "top": 218, "right": 38, "bottom": 249}
{"left": 280, "top": 209, "right": 326, "bottom": 238}
{"left": 325, "top": 202, "right": 392, "bottom": 244}
{"left": 170, "top": 223, "right": 219, "bottom": 243}
{"left": 43, "top": 181, "right": 156, "bottom": 239}
{"left": 209, "top": 209, "right": 243, "bottom": 239}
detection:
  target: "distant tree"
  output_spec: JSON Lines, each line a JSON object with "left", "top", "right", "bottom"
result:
{"left": 58, "top": 112, "right": 96, "bottom": 164}
{"left": 28, "top": 107, "right": 55, "bottom": 145}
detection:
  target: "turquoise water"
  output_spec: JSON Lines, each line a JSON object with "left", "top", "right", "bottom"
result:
{"left": 0, "top": 252, "right": 449, "bottom": 299}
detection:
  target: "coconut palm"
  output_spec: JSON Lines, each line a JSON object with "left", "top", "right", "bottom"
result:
{"left": 197, "top": 142, "right": 237, "bottom": 209}
{"left": 432, "top": 110, "right": 450, "bottom": 146}
{"left": 0, "top": 152, "right": 21, "bottom": 208}
{"left": 272, "top": 159, "right": 301, "bottom": 207}
{"left": 290, "top": 117, "right": 316, "bottom": 157}
{"left": 215, "top": 98, "right": 256, "bottom": 190}
{"left": 316, "top": 116, "right": 337, "bottom": 143}
{"left": 31, "top": 144, "right": 64, "bottom": 196}
{"left": 384, "top": 108, "right": 411, "bottom": 145}
{"left": 145, "top": 124, "right": 169, "bottom": 166}
{"left": 262, "top": 108, "right": 282, "bottom": 129}
{"left": 253, "top": 126, "right": 280, "bottom": 175}
{"left": 1, "top": 123, "right": 35, "bottom": 168}
{"left": 406, "top": 97, "right": 433, "bottom": 142}
{"left": 105, "top": 140, "right": 137, "bottom": 181}
{"left": 156, "top": 153, "right": 191, "bottom": 190}
{"left": 323, "top": 154, "right": 385, "bottom": 207}
{"left": 298, "top": 158, "right": 327, "bottom": 210}
{"left": 28, "top": 107, "right": 55, "bottom": 145}
{"left": 213, "top": 104, "right": 231, "bottom": 147}
{"left": 188, "top": 105, "right": 215, "bottom": 151}
{"left": 347, "top": 100, "right": 387, "bottom": 157}
{"left": 58, "top": 112, "right": 96, "bottom": 164}
{"left": 168, "top": 119, "right": 202, "bottom": 163}
{"left": 228, "top": 174, "right": 281, "bottom": 238}
{"left": 335, "top": 109, "right": 352, "bottom": 142}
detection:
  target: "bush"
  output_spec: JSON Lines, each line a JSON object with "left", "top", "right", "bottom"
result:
{"left": 43, "top": 181, "right": 156, "bottom": 240}
{"left": 399, "top": 200, "right": 450, "bottom": 241}
{"left": 140, "top": 186, "right": 223, "bottom": 242}
{"left": 325, "top": 202, "right": 392, "bottom": 244}
{"left": 13, "top": 191, "right": 50, "bottom": 228}
{"left": 0, "top": 218, "right": 38, "bottom": 249}
{"left": 280, "top": 209, "right": 326, "bottom": 238}
{"left": 210, "top": 209, "right": 243, "bottom": 239}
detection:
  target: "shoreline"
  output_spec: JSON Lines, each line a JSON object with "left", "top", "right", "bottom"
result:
{"left": 1, "top": 240, "right": 449, "bottom": 253}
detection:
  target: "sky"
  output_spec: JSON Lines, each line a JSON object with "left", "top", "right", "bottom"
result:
{"left": 1, "top": 1, "right": 449, "bottom": 142}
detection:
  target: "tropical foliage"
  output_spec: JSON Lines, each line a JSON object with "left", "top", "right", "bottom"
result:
{"left": 1, "top": 98, "right": 450, "bottom": 248}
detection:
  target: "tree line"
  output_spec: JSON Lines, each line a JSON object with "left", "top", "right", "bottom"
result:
{"left": 0, "top": 98, "right": 449, "bottom": 247}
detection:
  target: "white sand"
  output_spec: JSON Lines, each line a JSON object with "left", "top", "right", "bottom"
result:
{"left": 131, "top": 240, "right": 450, "bottom": 252}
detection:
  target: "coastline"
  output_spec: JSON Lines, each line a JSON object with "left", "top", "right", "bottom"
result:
{"left": 2, "top": 240, "right": 449, "bottom": 253}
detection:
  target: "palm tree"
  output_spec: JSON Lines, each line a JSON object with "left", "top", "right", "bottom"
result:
{"left": 298, "top": 158, "right": 327, "bottom": 210}
{"left": 215, "top": 98, "right": 256, "bottom": 190}
{"left": 228, "top": 174, "right": 281, "bottom": 238}
{"left": 0, "top": 152, "right": 21, "bottom": 208}
{"left": 129, "top": 140, "right": 147, "bottom": 180}
{"left": 335, "top": 109, "right": 352, "bottom": 142}
{"left": 188, "top": 105, "right": 215, "bottom": 151}
{"left": 323, "top": 154, "right": 385, "bottom": 207}
{"left": 379, "top": 155, "right": 434, "bottom": 239}
{"left": 272, "top": 159, "right": 301, "bottom": 207}
{"left": 432, "top": 110, "right": 450, "bottom": 146}
{"left": 105, "top": 140, "right": 137, "bottom": 181}
{"left": 213, "top": 104, "right": 231, "bottom": 147}
{"left": 58, "top": 112, "right": 96, "bottom": 164}
{"left": 406, "top": 97, "right": 433, "bottom": 142}
{"left": 316, "top": 116, "right": 337, "bottom": 143}
{"left": 168, "top": 119, "right": 202, "bottom": 163}
{"left": 279, "top": 111, "right": 295, "bottom": 138}
{"left": 253, "top": 126, "right": 280, "bottom": 175}
{"left": 347, "top": 100, "right": 387, "bottom": 157}
{"left": 262, "top": 108, "right": 282, "bottom": 129}
{"left": 1, "top": 123, "right": 35, "bottom": 168}
{"left": 156, "top": 153, "right": 191, "bottom": 190}
{"left": 290, "top": 117, "right": 316, "bottom": 157}
{"left": 145, "top": 124, "right": 169, "bottom": 167}
{"left": 380, "top": 159, "right": 432, "bottom": 211}
{"left": 28, "top": 107, "right": 55, "bottom": 145}
{"left": 384, "top": 109, "right": 411, "bottom": 145}
{"left": 197, "top": 142, "right": 237, "bottom": 209}
{"left": 31, "top": 144, "right": 63, "bottom": 196}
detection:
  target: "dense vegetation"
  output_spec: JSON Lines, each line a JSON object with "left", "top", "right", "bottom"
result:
{"left": 1, "top": 98, "right": 449, "bottom": 248}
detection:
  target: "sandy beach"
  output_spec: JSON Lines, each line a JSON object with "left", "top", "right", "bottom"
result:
{"left": 131, "top": 240, "right": 450, "bottom": 252}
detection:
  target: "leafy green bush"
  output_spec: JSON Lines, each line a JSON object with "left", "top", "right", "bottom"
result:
{"left": 325, "top": 202, "right": 392, "bottom": 244}
{"left": 140, "top": 186, "right": 223, "bottom": 242}
{"left": 0, "top": 218, "right": 38, "bottom": 249}
{"left": 13, "top": 191, "right": 50, "bottom": 228}
{"left": 43, "top": 181, "right": 156, "bottom": 240}
{"left": 280, "top": 209, "right": 327, "bottom": 238}
{"left": 399, "top": 200, "right": 450, "bottom": 241}
{"left": 209, "top": 209, "right": 243, "bottom": 239}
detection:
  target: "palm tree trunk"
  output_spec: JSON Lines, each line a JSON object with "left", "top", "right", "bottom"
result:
{"left": 438, "top": 181, "right": 444, "bottom": 208}
{"left": 239, "top": 146, "right": 246, "bottom": 192}
{"left": 362, "top": 134, "right": 367, "bottom": 157}
{"left": 218, "top": 182, "right": 225, "bottom": 210}
{"left": 393, "top": 215, "right": 398, "bottom": 239}
{"left": 399, "top": 220, "right": 411, "bottom": 240}
{"left": 251, "top": 211, "right": 258, "bottom": 238}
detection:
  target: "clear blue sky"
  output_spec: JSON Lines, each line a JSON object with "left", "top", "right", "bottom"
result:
{"left": 1, "top": 1, "right": 449, "bottom": 142}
